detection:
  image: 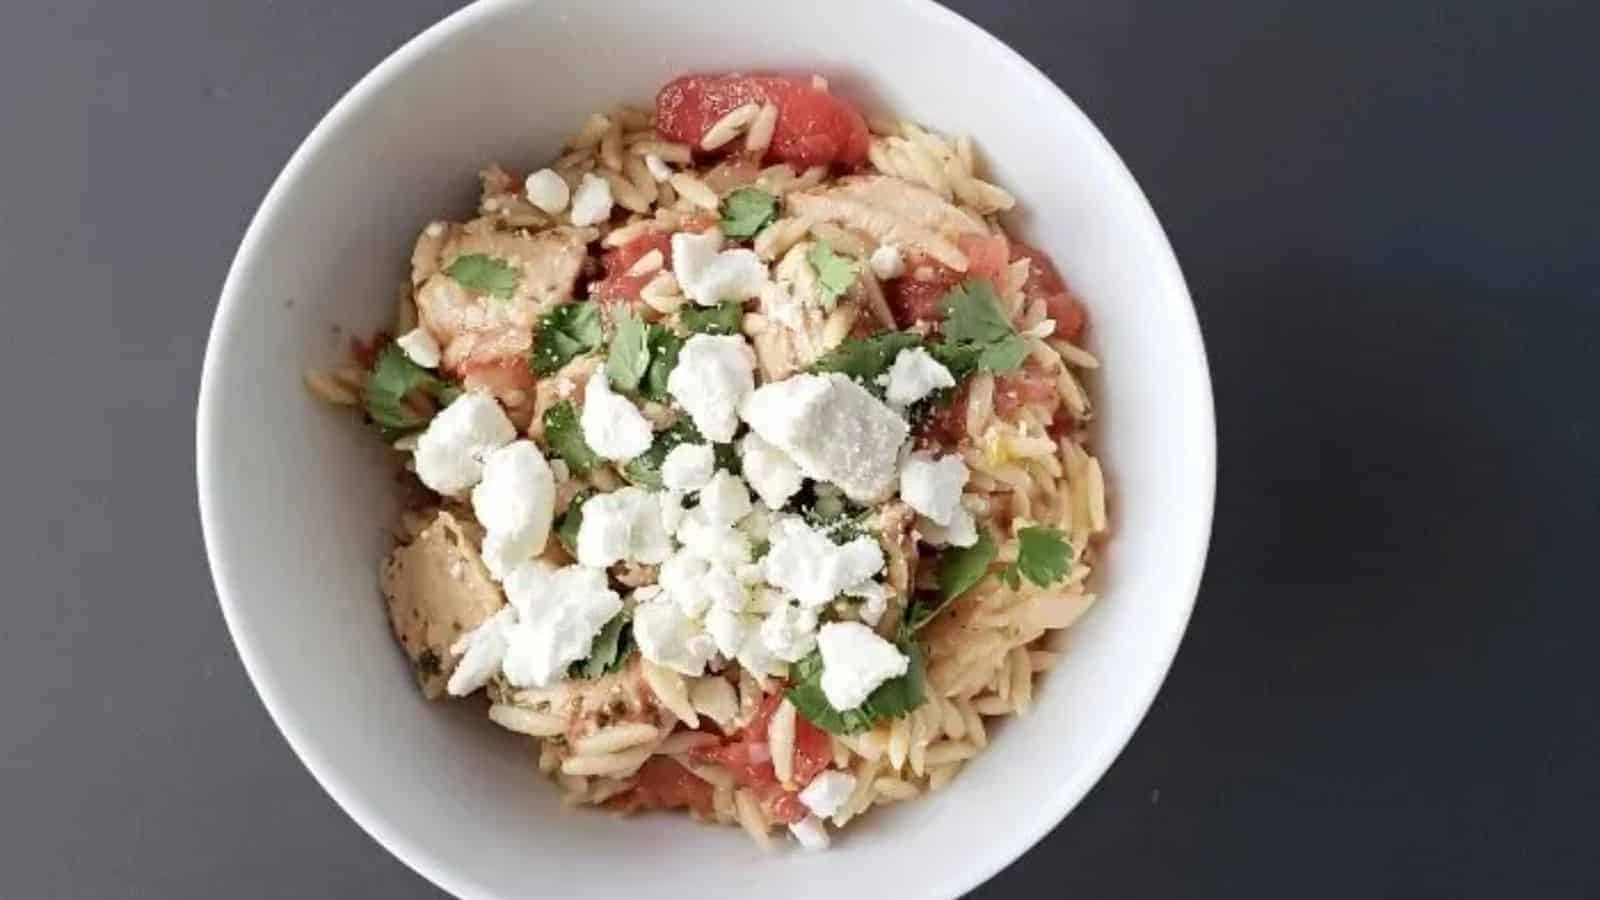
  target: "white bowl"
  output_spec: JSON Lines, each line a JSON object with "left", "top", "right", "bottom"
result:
{"left": 197, "top": 1, "right": 1214, "bottom": 897}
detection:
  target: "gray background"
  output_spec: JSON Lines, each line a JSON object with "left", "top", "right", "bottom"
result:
{"left": 5, "top": 0, "right": 1597, "bottom": 897}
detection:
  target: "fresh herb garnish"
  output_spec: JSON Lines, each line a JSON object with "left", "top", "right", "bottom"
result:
{"left": 363, "top": 344, "right": 461, "bottom": 436}
{"left": 542, "top": 401, "right": 600, "bottom": 474}
{"left": 808, "top": 241, "right": 861, "bottom": 304}
{"left": 906, "top": 531, "right": 998, "bottom": 632}
{"left": 445, "top": 253, "right": 521, "bottom": 300}
{"left": 719, "top": 188, "right": 778, "bottom": 239}
{"left": 935, "top": 280, "right": 1028, "bottom": 374}
{"left": 1000, "top": 526, "right": 1072, "bottom": 590}
{"left": 555, "top": 489, "right": 593, "bottom": 556}
{"left": 785, "top": 640, "right": 926, "bottom": 735}
{"left": 606, "top": 309, "right": 681, "bottom": 401}
{"left": 605, "top": 309, "right": 653, "bottom": 392}
{"left": 625, "top": 417, "right": 734, "bottom": 487}
{"left": 530, "top": 302, "right": 603, "bottom": 375}
{"left": 811, "top": 330, "right": 923, "bottom": 396}
{"left": 680, "top": 301, "right": 745, "bottom": 336}
{"left": 569, "top": 612, "right": 633, "bottom": 679}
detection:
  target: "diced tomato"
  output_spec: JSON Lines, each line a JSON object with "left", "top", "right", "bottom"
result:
{"left": 349, "top": 332, "right": 391, "bottom": 369}
{"left": 607, "top": 757, "right": 714, "bottom": 818}
{"left": 958, "top": 233, "right": 1010, "bottom": 285}
{"left": 656, "top": 74, "right": 870, "bottom": 169}
{"left": 916, "top": 380, "right": 971, "bottom": 449}
{"left": 882, "top": 237, "right": 1009, "bottom": 329}
{"left": 993, "top": 361, "right": 1060, "bottom": 419}
{"left": 592, "top": 232, "right": 673, "bottom": 304}
{"left": 688, "top": 691, "right": 833, "bottom": 824}
{"left": 1008, "top": 238, "right": 1086, "bottom": 341}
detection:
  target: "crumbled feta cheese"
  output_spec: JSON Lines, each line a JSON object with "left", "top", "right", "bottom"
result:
{"left": 676, "top": 517, "right": 752, "bottom": 568}
{"left": 658, "top": 551, "right": 712, "bottom": 617}
{"left": 658, "top": 490, "right": 686, "bottom": 536}
{"left": 471, "top": 441, "right": 556, "bottom": 580}
{"left": 633, "top": 598, "right": 718, "bottom": 676}
{"left": 661, "top": 443, "right": 715, "bottom": 492}
{"left": 760, "top": 602, "right": 819, "bottom": 662}
{"left": 739, "top": 432, "right": 804, "bottom": 509}
{"left": 762, "top": 517, "right": 885, "bottom": 608}
{"left": 868, "top": 243, "right": 905, "bottom": 280}
{"left": 735, "top": 626, "right": 784, "bottom": 678}
{"left": 445, "top": 606, "right": 514, "bottom": 696}
{"left": 816, "top": 622, "right": 910, "bottom": 710}
{"left": 741, "top": 373, "right": 909, "bottom": 503}
{"left": 739, "top": 504, "right": 776, "bottom": 546}
{"left": 575, "top": 487, "right": 673, "bottom": 568}
{"left": 694, "top": 470, "right": 752, "bottom": 527}
{"left": 524, "top": 168, "right": 571, "bottom": 215}
{"left": 644, "top": 153, "right": 673, "bottom": 182}
{"left": 580, "top": 370, "right": 653, "bottom": 460}
{"left": 667, "top": 334, "right": 756, "bottom": 442}
{"left": 396, "top": 327, "right": 442, "bottom": 369}
{"left": 899, "top": 452, "right": 970, "bottom": 526}
{"left": 413, "top": 390, "right": 516, "bottom": 496}
{"left": 671, "top": 230, "right": 770, "bottom": 307}
{"left": 799, "top": 770, "right": 857, "bottom": 819}
{"left": 569, "top": 172, "right": 613, "bottom": 226}
{"left": 918, "top": 506, "right": 978, "bottom": 548}
{"left": 704, "top": 606, "right": 749, "bottom": 658}
{"left": 789, "top": 815, "right": 831, "bottom": 850}
{"left": 884, "top": 347, "right": 955, "bottom": 408}
{"left": 499, "top": 563, "right": 622, "bottom": 688}
{"left": 845, "top": 580, "right": 892, "bottom": 626}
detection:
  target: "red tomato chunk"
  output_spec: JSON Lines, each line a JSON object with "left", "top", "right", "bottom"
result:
{"left": 592, "top": 232, "right": 673, "bottom": 304}
{"left": 656, "top": 74, "right": 870, "bottom": 169}
{"left": 608, "top": 757, "right": 714, "bottom": 818}
{"left": 690, "top": 692, "right": 832, "bottom": 824}
{"left": 1008, "top": 238, "right": 1086, "bottom": 341}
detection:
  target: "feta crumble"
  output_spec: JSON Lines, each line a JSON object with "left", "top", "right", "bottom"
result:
{"left": 396, "top": 327, "right": 442, "bottom": 369}
{"left": 499, "top": 563, "right": 623, "bottom": 688}
{"left": 739, "top": 432, "right": 804, "bottom": 509}
{"left": 816, "top": 621, "right": 910, "bottom": 710}
{"left": 661, "top": 443, "right": 715, "bottom": 492}
{"left": 445, "top": 606, "right": 515, "bottom": 697}
{"left": 868, "top": 243, "right": 905, "bottom": 280}
{"left": 666, "top": 334, "right": 756, "bottom": 442}
{"left": 762, "top": 517, "right": 885, "bottom": 608}
{"left": 580, "top": 370, "right": 653, "bottom": 461}
{"left": 899, "top": 452, "right": 970, "bottom": 527}
{"left": 799, "top": 769, "right": 857, "bottom": 820}
{"left": 884, "top": 346, "right": 955, "bottom": 408}
{"left": 569, "top": 172, "right": 614, "bottom": 226}
{"left": 412, "top": 390, "right": 516, "bottom": 496}
{"left": 740, "top": 373, "right": 909, "bottom": 503}
{"left": 918, "top": 506, "right": 979, "bottom": 548}
{"left": 633, "top": 597, "right": 718, "bottom": 676}
{"left": 671, "top": 230, "right": 770, "bottom": 307}
{"left": 575, "top": 486, "right": 674, "bottom": 568}
{"left": 760, "top": 602, "right": 819, "bottom": 662}
{"left": 789, "top": 815, "right": 830, "bottom": 850}
{"left": 471, "top": 441, "right": 556, "bottom": 580}
{"left": 523, "top": 168, "right": 571, "bottom": 215}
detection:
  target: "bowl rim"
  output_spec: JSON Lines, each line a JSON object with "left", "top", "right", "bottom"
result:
{"left": 196, "top": 0, "right": 1216, "bottom": 896}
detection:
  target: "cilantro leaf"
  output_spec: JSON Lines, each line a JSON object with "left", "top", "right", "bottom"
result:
{"left": 445, "top": 253, "right": 521, "bottom": 300}
{"left": 680, "top": 301, "right": 745, "bottom": 336}
{"left": 1004, "top": 526, "right": 1072, "bottom": 588}
{"left": 641, "top": 328, "right": 682, "bottom": 402}
{"left": 808, "top": 242, "right": 861, "bottom": 304}
{"left": 811, "top": 330, "right": 923, "bottom": 395}
{"left": 623, "top": 418, "right": 699, "bottom": 488}
{"left": 719, "top": 188, "right": 778, "bottom": 239}
{"left": 542, "top": 401, "right": 600, "bottom": 474}
{"left": 555, "top": 489, "right": 593, "bottom": 556}
{"left": 606, "top": 309, "right": 652, "bottom": 392}
{"left": 785, "top": 641, "right": 926, "bottom": 735}
{"left": 907, "top": 531, "right": 998, "bottom": 632}
{"left": 531, "top": 302, "right": 603, "bottom": 375}
{"left": 363, "top": 344, "right": 460, "bottom": 435}
{"left": 935, "top": 280, "right": 1028, "bottom": 374}
{"left": 569, "top": 612, "right": 633, "bottom": 679}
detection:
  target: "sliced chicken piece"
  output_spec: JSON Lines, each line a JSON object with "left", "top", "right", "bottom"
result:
{"left": 786, "top": 175, "right": 990, "bottom": 271}
{"left": 750, "top": 240, "right": 850, "bottom": 381}
{"left": 380, "top": 510, "right": 506, "bottom": 699}
{"left": 412, "top": 223, "right": 587, "bottom": 374}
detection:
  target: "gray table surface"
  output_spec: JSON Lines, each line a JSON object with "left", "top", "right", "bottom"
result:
{"left": 6, "top": 0, "right": 1597, "bottom": 897}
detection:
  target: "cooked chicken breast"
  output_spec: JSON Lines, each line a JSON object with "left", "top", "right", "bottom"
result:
{"left": 785, "top": 175, "right": 989, "bottom": 271}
